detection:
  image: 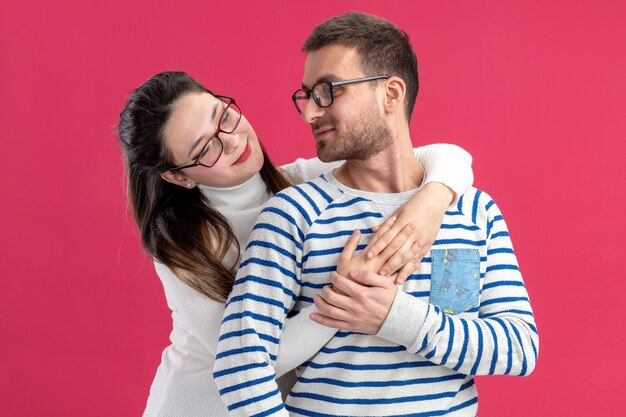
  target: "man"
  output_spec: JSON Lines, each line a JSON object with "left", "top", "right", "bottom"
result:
{"left": 214, "top": 11, "right": 538, "bottom": 417}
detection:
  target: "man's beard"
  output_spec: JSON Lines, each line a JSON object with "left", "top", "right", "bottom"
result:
{"left": 315, "top": 104, "right": 392, "bottom": 162}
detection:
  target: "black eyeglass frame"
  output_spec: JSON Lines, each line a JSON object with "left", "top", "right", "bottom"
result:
{"left": 167, "top": 95, "right": 241, "bottom": 172}
{"left": 291, "top": 75, "right": 390, "bottom": 114}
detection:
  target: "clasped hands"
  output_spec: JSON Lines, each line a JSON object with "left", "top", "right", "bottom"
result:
{"left": 310, "top": 183, "right": 452, "bottom": 334}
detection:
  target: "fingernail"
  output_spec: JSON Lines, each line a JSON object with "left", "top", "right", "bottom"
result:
{"left": 380, "top": 269, "right": 388, "bottom": 276}
{"left": 350, "top": 270, "right": 360, "bottom": 278}
{"left": 367, "top": 251, "right": 374, "bottom": 258}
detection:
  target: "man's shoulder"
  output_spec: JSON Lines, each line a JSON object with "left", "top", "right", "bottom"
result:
{"left": 266, "top": 175, "right": 342, "bottom": 210}
{"left": 451, "top": 187, "right": 502, "bottom": 225}
{"left": 261, "top": 175, "right": 344, "bottom": 225}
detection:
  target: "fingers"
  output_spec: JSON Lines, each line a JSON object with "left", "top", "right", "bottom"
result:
{"left": 314, "top": 271, "right": 398, "bottom": 334}
{"left": 367, "top": 222, "right": 417, "bottom": 266}
{"left": 394, "top": 260, "right": 420, "bottom": 285}
{"left": 309, "top": 311, "right": 351, "bottom": 330}
{"left": 379, "top": 239, "right": 423, "bottom": 277}
{"left": 337, "top": 230, "right": 361, "bottom": 275}
{"left": 347, "top": 270, "right": 391, "bottom": 288}
{"left": 342, "top": 229, "right": 362, "bottom": 258}
{"left": 363, "top": 216, "right": 397, "bottom": 258}
{"left": 322, "top": 274, "right": 354, "bottom": 304}
{"left": 313, "top": 293, "right": 353, "bottom": 323}
{"left": 328, "top": 271, "right": 387, "bottom": 298}
{"left": 327, "top": 271, "right": 362, "bottom": 298}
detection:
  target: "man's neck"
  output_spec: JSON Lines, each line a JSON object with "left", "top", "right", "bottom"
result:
{"left": 334, "top": 136, "right": 423, "bottom": 193}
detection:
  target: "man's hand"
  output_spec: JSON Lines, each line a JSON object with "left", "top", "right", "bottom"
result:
{"left": 310, "top": 270, "right": 398, "bottom": 334}
{"left": 337, "top": 224, "right": 421, "bottom": 285}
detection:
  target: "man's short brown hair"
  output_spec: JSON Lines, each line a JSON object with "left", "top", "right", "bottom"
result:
{"left": 302, "top": 11, "right": 419, "bottom": 122}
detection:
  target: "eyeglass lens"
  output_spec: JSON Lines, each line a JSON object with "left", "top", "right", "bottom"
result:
{"left": 197, "top": 99, "right": 241, "bottom": 167}
{"left": 293, "top": 83, "right": 333, "bottom": 114}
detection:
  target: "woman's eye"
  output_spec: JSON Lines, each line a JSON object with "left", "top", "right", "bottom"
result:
{"left": 192, "top": 139, "right": 210, "bottom": 160}
{"left": 200, "top": 143, "right": 211, "bottom": 157}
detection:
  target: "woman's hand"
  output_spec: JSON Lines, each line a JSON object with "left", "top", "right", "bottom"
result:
{"left": 310, "top": 270, "right": 397, "bottom": 334}
{"left": 364, "top": 182, "right": 455, "bottom": 284}
{"left": 336, "top": 229, "right": 401, "bottom": 278}
{"left": 336, "top": 226, "right": 421, "bottom": 287}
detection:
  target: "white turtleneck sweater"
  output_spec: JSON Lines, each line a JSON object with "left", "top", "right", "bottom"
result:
{"left": 142, "top": 144, "right": 473, "bottom": 417}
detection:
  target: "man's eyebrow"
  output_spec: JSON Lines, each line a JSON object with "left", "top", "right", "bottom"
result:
{"left": 187, "top": 102, "right": 219, "bottom": 157}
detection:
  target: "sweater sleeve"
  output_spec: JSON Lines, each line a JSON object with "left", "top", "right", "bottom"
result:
{"left": 154, "top": 260, "right": 335, "bottom": 378}
{"left": 153, "top": 261, "right": 225, "bottom": 355}
{"left": 280, "top": 158, "right": 342, "bottom": 184}
{"left": 377, "top": 194, "right": 538, "bottom": 376}
{"left": 281, "top": 144, "right": 473, "bottom": 197}
{"left": 415, "top": 143, "right": 474, "bottom": 203}
{"left": 275, "top": 304, "right": 336, "bottom": 378}
{"left": 213, "top": 192, "right": 307, "bottom": 416}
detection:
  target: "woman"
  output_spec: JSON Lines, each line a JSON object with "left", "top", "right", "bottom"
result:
{"left": 117, "top": 71, "right": 473, "bottom": 417}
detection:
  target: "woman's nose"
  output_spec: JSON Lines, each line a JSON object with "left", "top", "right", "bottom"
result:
{"left": 219, "top": 131, "right": 240, "bottom": 154}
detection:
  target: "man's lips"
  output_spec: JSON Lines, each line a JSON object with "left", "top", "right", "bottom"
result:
{"left": 232, "top": 141, "right": 251, "bottom": 165}
{"left": 314, "top": 127, "right": 334, "bottom": 139}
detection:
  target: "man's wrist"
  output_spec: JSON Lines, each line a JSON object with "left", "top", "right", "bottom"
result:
{"left": 376, "top": 289, "right": 429, "bottom": 349}
{"left": 422, "top": 181, "right": 456, "bottom": 208}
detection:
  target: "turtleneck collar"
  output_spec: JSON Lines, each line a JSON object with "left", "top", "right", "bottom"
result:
{"left": 197, "top": 173, "right": 269, "bottom": 211}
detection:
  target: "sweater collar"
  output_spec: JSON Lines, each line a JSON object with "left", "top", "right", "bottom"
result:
{"left": 198, "top": 173, "right": 269, "bottom": 211}
{"left": 326, "top": 172, "right": 422, "bottom": 205}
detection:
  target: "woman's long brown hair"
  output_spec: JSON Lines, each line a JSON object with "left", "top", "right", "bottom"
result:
{"left": 118, "top": 71, "right": 290, "bottom": 302}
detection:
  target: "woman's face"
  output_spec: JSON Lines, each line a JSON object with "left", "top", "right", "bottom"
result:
{"left": 161, "top": 92, "right": 264, "bottom": 188}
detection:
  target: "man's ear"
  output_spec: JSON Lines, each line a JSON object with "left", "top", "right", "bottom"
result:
{"left": 160, "top": 170, "right": 195, "bottom": 189}
{"left": 383, "top": 76, "right": 406, "bottom": 115}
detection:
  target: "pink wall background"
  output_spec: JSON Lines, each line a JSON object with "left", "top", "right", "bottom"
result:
{"left": 1, "top": 1, "right": 624, "bottom": 416}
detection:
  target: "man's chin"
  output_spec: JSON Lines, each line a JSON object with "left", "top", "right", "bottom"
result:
{"left": 316, "top": 147, "right": 337, "bottom": 163}
{"left": 316, "top": 143, "right": 330, "bottom": 162}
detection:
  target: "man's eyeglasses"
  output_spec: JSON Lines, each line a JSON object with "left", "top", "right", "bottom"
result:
{"left": 291, "top": 75, "right": 389, "bottom": 115}
{"left": 168, "top": 96, "right": 242, "bottom": 172}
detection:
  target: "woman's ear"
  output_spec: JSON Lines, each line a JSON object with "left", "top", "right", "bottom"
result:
{"left": 383, "top": 76, "right": 406, "bottom": 115}
{"left": 160, "top": 170, "right": 196, "bottom": 189}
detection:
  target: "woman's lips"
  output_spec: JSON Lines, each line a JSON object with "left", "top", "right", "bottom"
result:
{"left": 232, "top": 141, "right": 251, "bottom": 165}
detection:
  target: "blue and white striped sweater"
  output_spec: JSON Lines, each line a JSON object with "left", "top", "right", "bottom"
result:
{"left": 215, "top": 174, "right": 538, "bottom": 417}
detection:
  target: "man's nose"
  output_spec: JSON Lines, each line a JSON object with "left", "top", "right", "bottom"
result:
{"left": 301, "top": 97, "right": 325, "bottom": 124}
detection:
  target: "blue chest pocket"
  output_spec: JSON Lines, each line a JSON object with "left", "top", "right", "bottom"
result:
{"left": 429, "top": 249, "right": 480, "bottom": 315}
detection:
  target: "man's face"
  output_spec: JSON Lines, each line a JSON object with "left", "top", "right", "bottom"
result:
{"left": 300, "top": 44, "right": 391, "bottom": 162}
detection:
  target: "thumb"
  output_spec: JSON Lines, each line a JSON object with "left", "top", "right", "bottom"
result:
{"left": 339, "top": 229, "right": 361, "bottom": 261}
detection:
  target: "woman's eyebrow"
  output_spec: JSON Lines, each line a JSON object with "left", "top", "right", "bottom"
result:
{"left": 187, "top": 103, "right": 219, "bottom": 157}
